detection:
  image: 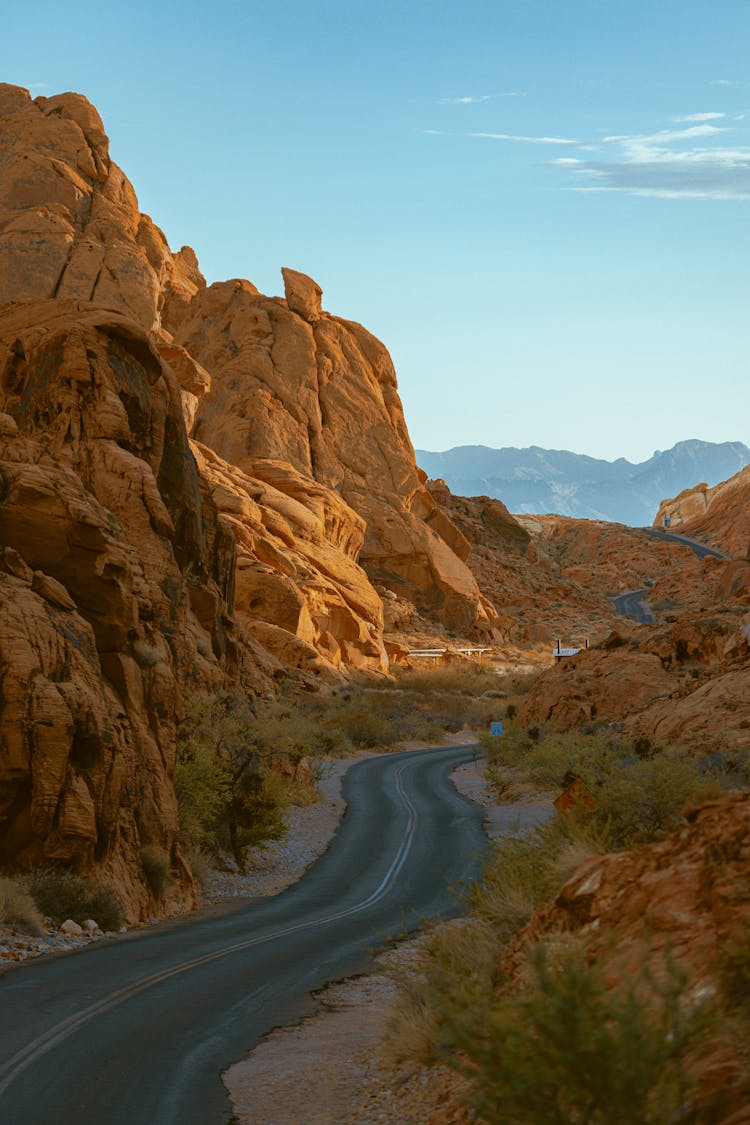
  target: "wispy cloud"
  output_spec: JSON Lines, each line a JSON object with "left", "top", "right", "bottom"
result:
{"left": 27, "top": 82, "right": 51, "bottom": 91}
{"left": 470, "top": 131, "right": 586, "bottom": 146}
{"left": 551, "top": 118, "right": 750, "bottom": 199}
{"left": 603, "top": 124, "right": 726, "bottom": 146}
{"left": 711, "top": 79, "right": 736, "bottom": 87}
{"left": 673, "top": 112, "right": 725, "bottom": 122}
{"left": 439, "top": 92, "right": 526, "bottom": 105}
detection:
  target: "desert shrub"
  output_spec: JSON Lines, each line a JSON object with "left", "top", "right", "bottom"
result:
{"left": 394, "top": 665, "right": 502, "bottom": 695}
{"left": 577, "top": 754, "right": 720, "bottom": 850}
{"left": 330, "top": 701, "right": 399, "bottom": 748}
{"left": 481, "top": 726, "right": 719, "bottom": 848}
{"left": 448, "top": 941, "right": 709, "bottom": 1125}
{"left": 140, "top": 844, "right": 171, "bottom": 899}
{"left": 176, "top": 691, "right": 291, "bottom": 868}
{"left": 213, "top": 767, "right": 287, "bottom": 858}
{"left": 0, "top": 876, "right": 45, "bottom": 935}
{"left": 28, "top": 871, "right": 124, "bottom": 931}
{"left": 132, "top": 639, "right": 163, "bottom": 668}
{"left": 382, "top": 817, "right": 587, "bottom": 1068}
{"left": 381, "top": 918, "right": 501, "bottom": 1069}
{"left": 470, "top": 817, "right": 586, "bottom": 942}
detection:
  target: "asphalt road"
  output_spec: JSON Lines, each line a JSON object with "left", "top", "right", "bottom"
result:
{"left": 642, "top": 527, "right": 727, "bottom": 560}
{"left": 614, "top": 528, "right": 728, "bottom": 623}
{"left": 613, "top": 587, "right": 654, "bottom": 624}
{"left": 0, "top": 744, "right": 487, "bottom": 1125}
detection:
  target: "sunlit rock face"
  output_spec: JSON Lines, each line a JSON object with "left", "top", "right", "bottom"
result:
{"left": 655, "top": 463, "right": 750, "bottom": 560}
{"left": 176, "top": 272, "right": 498, "bottom": 637}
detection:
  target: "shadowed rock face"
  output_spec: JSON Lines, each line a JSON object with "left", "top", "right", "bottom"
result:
{"left": 0, "top": 300, "right": 252, "bottom": 919}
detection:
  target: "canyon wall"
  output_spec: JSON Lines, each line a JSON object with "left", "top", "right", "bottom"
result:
{"left": 0, "top": 83, "right": 498, "bottom": 914}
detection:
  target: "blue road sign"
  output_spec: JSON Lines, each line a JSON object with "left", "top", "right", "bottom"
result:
{"left": 490, "top": 721, "right": 503, "bottom": 737}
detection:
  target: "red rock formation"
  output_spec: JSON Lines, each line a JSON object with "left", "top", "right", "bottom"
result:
{"left": 172, "top": 275, "right": 498, "bottom": 637}
{"left": 520, "top": 598, "right": 750, "bottom": 752}
{"left": 0, "top": 85, "right": 205, "bottom": 333}
{"left": 500, "top": 795, "right": 750, "bottom": 1121}
{"left": 654, "top": 463, "right": 750, "bottom": 559}
{"left": 0, "top": 300, "right": 257, "bottom": 919}
{"left": 426, "top": 484, "right": 708, "bottom": 648}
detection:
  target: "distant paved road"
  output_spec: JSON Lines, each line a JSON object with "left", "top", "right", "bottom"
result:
{"left": 642, "top": 527, "right": 728, "bottom": 560}
{"left": 614, "top": 528, "right": 728, "bottom": 624}
{"left": 0, "top": 745, "right": 487, "bottom": 1125}
{"left": 613, "top": 587, "right": 654, "bottom": 624}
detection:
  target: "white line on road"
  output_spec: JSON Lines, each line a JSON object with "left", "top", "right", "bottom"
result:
{"left": 0, "top": 754, "right": 425, "bottom": 1099}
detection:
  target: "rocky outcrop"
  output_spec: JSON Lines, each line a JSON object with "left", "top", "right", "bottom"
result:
{"left": 172, "top": 273, "right": 498, "bottom": 636}
{"left": 0, "top": 85, "right": 205, "bottom": 333}
{"left": 193, "top": 444, "right": 386, "bottom": 676}
{"left": 501, "top": 795, "right": 750, "bottom": 1122}
{"left": 520, "top": 598, "right": 750, "bottom": 751}
{"left": 424, "top": 487, "right": 709, "bottom": 649}
{"left": 654, "top": 463, "right": 750, "bottom": 559}
{"left": 0, "top": 299, "right": 252, "bottom": 919}
{"left": 1, "top": 84, "right": 481, "bottom": 913}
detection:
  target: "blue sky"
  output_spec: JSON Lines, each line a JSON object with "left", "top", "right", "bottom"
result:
{"left": 4, "top": 0, "right": 749, "bottom": 461}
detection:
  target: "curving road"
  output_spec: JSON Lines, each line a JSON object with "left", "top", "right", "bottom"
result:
{"left": 613, "top": 587, "right": 654, "bottom": 624}
{"left": 614, "top": 528, "right": 728, "bottom": 623}
{"left": 641, "top": 527, "right": 727, "bottom": 560}
{"left": 0, "top": 745, "right": 487, "bottom": 1125}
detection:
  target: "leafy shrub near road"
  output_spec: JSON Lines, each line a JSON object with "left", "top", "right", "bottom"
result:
{"left": 27, "top": 871, "right": 124, "bottom": 931}
{"left": 448, "top": 941, "right": 710, "bottom": 1125}
{"left": 0, "top": 876, "right": 45, "bottom": 934}
{"left": 140, "top": 844, "right": 171, "bottom": 899}
{"left": 483, "top": 723, "right": 730, "bottom": 850}
{"left": 175, "top": 664, "right": 523, "bottom": 868}
{"left": 175, "top": 691, "right": 289, "bottom": 869}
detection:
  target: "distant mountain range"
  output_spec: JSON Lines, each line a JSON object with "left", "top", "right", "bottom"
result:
{"left": 415, "top": 440, "right": 750, "bottom": 525}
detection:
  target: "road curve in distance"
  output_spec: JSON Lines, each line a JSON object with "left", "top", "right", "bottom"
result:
{"left": 613, "top": 587, "right": 654, "bottom": 624}
{"left": 0, "top": 744, "right": 487, "bottom": 1125}
{"left": 642, "top": 527, "right": 728, "bottom": 560}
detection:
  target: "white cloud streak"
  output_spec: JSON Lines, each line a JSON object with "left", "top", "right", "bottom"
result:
{"left": 673, "top": 112, "right": 725, "bottom": 122}
{"left": 552, "top": 118, "right": 750, "bottom": 199}
{"left": 470, "top": 131, "right": 585, "bottom": 146}
{"left": 439, "top": 92, "right": 526, "bottom": 105}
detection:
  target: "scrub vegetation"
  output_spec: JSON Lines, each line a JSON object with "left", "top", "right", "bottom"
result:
{"left": 381, "top": 719, "right": 750, "bottom": 1120}
{"left": 174, "top": 663, "right": 517, "bottom": 871}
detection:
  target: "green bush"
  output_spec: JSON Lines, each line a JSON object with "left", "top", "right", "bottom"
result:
{"left": 448, "top": 941, "right": 709, "bottom": 1125}
{"left": 481, "top": 725, "right": 722, "bottom": 850}
{"left": 28, "top": 871, "right": 124, "bottom": 931}
{"left": 176, "top": 691, "right": 291, "bottom": 869}
{"left": 140, "top": 845, "right": 171, "bottom": 899}
{"left": 0, "top": 876, "right": 45, "bottom": 935}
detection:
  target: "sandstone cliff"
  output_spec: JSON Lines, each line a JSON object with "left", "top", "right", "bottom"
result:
{"left": 174, "top": 275, "right": 497, "bottom": 637}
{"left": 654, "top": 463, "right": 750, "bottom": 559}
{"left": 0, "top": 83, "right": 497, "bottom": 915}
